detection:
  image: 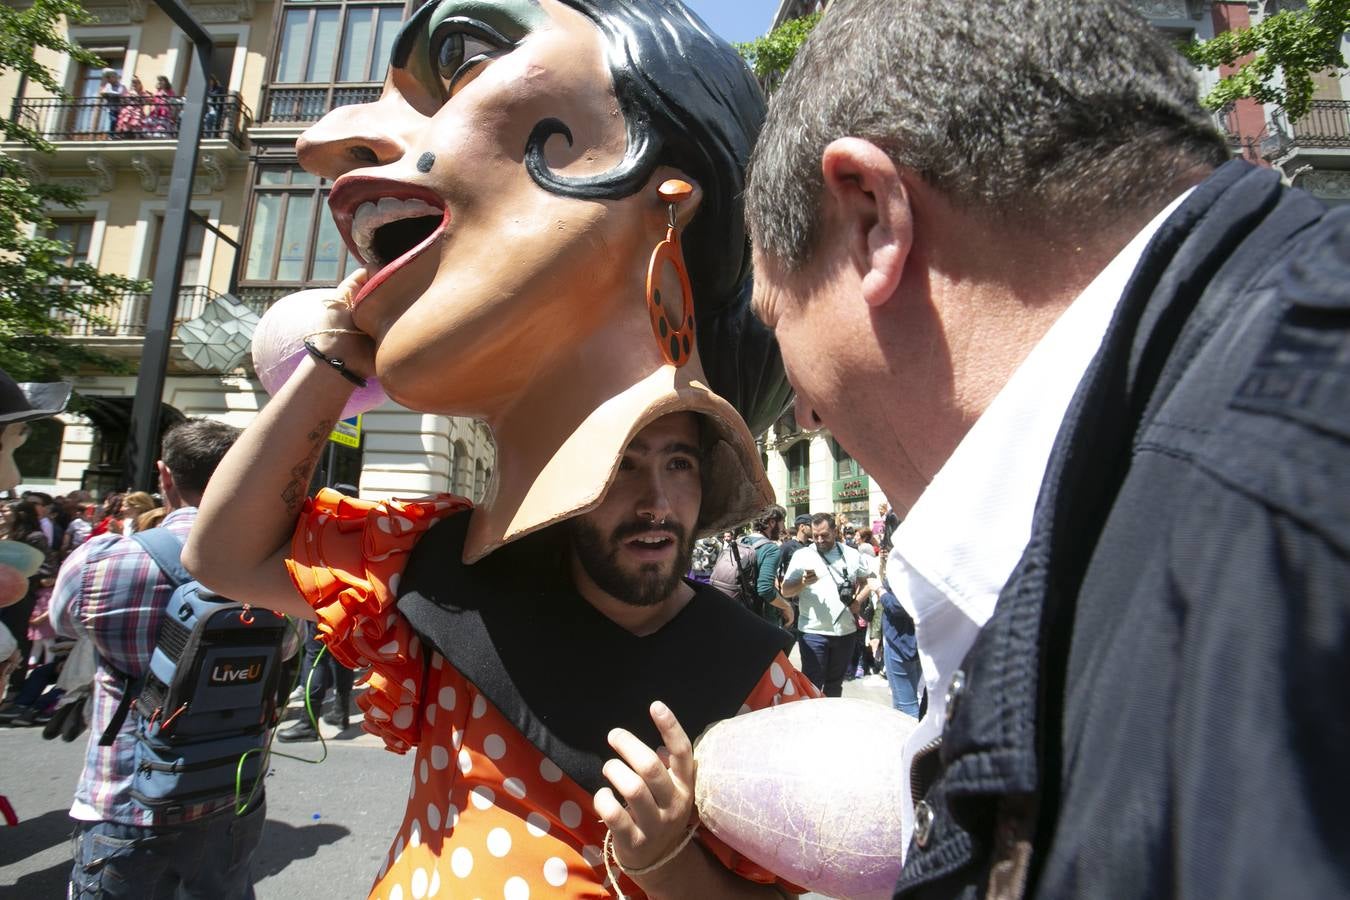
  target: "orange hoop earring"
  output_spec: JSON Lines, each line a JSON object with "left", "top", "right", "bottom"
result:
{"left": 646, "top": 179, "right": 695, "bottom": 367}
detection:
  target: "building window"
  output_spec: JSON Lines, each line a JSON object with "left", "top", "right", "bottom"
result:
{"left": 48, "top": 217, "right": 97, "bottom": 275}
{"left": 265, "top": 1, "right": 403, "bottom": 122}
{"left": 241, "top": 166, "right": 358, "bottom": 286}
{"left": 273, "top": 3, "right": 402, "bottom": 85}
{"left": 832, "top": 438, "right": 859, "bottom": 479}
{"left": 146, "top": 214, "right": 206, "bottom": 285}
{"left": 785, "top": 440, "right": 810, "bottom": 517}
{"left": 452, "top": 440, "right": 473, "bottom": 497}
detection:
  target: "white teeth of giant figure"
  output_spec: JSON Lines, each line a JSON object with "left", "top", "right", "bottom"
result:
{"left": 351, "top": 197, "right": 442, "bottom": 266}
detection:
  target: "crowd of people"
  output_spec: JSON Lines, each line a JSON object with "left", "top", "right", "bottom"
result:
{"left": 692, "top": 502, "right": 920, "bottom": 715}
{"left": 0, "top": 488, "right": 174, "bottom": 725}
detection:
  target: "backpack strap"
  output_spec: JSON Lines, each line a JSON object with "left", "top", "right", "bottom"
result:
{"left": 130, "top": 528, "right": 189, "bottom": 588}
{"left": 98, "top": 656, "right": 139, "bottom": 747}
{"left": 729, "top": 537, "right": 764, "bottom": 616}
{"left": 98, "top": 529, "right": 188, "bottom": 746}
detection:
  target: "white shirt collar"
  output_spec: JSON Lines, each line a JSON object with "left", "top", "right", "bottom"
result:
{"left": 884, "top": 188, "right": 1193, "bottom": 857}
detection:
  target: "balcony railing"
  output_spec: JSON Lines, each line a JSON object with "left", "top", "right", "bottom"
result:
{"left": 1213, "top": 103, "right": 1241, "bottom": 143}
{"left": 56, "top": 285, "right": 270, "bottom": 338}
{"left": 259, "top": 85, "right": 382, "bottom": 124}
{"left": 13, "top": 93, "right": 253, "bottom": 147}
{"left": 1287, "top": 100, "right": 1350, "bottom": 149}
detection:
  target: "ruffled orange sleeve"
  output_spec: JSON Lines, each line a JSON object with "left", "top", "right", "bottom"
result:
{"left": 696, "top": 650, "right": 821, "bottom": 894}
{"left": 286, "top": 488, "right": 472, "bottom": 754}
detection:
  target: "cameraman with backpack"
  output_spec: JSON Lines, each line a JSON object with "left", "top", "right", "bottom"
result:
{"left": 50, "top": 419, "right": 263, "bottom": 899}
{"left": 709, "top": 505, "right": 794, "bottom": 628}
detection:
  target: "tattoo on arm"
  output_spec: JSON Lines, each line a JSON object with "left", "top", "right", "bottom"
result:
{"left": 281, "top": 418, "right": 335, "bottom": 514}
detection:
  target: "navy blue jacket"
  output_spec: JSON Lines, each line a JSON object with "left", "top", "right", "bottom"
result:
{"left": 896, "top": 161, "right": 1350, "bottom": 899}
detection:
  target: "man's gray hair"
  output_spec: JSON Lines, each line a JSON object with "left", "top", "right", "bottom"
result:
{"left": 746, "top": 0, "right": 1230, "bottom": 270}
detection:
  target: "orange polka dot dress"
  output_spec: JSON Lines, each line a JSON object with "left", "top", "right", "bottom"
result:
{"left": 288, "top": 490, "right": 821, "bottom": 899}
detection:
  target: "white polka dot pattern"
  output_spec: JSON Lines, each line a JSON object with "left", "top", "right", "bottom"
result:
{"left": 486, "top": 827, "right": 512, "bottom": 857}
{"left": 524, "top": 812, "right": 549, "bottom": 837}
{"left": 543, "top": 856, "right": 568, "bottom": 888}
{"left": 393, "top": 705, "right": 414, "bottom": 730}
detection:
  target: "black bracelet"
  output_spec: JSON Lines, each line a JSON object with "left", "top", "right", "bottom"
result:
{"left": 302, "top": 339, "right": 368, "bottom": 389}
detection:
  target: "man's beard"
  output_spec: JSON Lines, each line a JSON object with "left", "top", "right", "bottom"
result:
{"left": 569, "top": 517, "right": 694, "bottom": 607}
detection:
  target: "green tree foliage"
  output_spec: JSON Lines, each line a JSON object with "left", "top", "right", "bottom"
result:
{"left": 1182, "top": 0, "right": 1350, "bottom": 121}
{"left": 735, "top": 13, "right": 822, "bottom": 91}
{"left": 0, "top": 0, "right": 143, "bottom": 380}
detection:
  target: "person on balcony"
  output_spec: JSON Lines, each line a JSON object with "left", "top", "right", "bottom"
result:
{"left": 96, "top": 69, "right": 126, "bottom": 139}
{"left": 147, "top": 76, "right": 178, "bottom": 137}
{"left": 202, "top": 74, "right": 226, "bottom": 138}
{"left": 114, "top": 75, "right": 150, "bottom": 138}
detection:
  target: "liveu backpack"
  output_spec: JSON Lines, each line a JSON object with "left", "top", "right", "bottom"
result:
{"left": 709, "top": 534, "right": 770, "bottom": 614}
{"left": 99, "top": 527, "right": 296, "bottom": 816}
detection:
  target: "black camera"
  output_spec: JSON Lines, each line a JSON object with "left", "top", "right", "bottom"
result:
{"left": 838, "top": 579, "right": 856, "bottom": 607}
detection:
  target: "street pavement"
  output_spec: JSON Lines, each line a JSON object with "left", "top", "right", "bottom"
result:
{"left": 1, "top": 658, "right": 896, "bottom": 899}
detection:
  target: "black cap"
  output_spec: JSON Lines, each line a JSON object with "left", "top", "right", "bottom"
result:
{"left": 793, "top": 514, "right": 812, "bottom": 527}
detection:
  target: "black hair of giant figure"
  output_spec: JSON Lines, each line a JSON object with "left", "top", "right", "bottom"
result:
{"left": 542, "top": 1, "right": 789, "bottom": 436}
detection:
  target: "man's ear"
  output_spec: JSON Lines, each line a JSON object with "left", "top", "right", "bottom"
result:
{"left": 820, "top": 138, "right": 912, "bottom": 309}
{"left": 156, "top": 460, "right": 174, "bottom": 496}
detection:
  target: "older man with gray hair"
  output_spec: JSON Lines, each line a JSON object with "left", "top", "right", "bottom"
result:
{"left": 746, "top": 0, "right": 1350, "bottom": 896}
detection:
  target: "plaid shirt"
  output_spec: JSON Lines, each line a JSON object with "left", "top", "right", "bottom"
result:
{"left": 50, "top": 507, "right": 225, "bottom": 826}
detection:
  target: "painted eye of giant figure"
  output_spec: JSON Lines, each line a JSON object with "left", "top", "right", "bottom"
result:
{"left": 289, "top": 0, "right": 790, "bottom": 562}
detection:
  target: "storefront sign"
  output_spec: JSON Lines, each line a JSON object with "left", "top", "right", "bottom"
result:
{"left": 832, "top": 475, "right": 870, "bottom": 502}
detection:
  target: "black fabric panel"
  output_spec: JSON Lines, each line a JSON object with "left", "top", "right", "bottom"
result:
{"left": 397, "top": 512, "right": 794, "bottom": 794}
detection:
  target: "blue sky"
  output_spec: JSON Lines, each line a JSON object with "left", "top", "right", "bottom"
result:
{"left": 682, "top": 0, "right": 782, "bottom": 45}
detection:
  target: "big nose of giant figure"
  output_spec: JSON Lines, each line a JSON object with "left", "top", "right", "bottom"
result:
{"left": 296, "top": 90, "right": 418, "bottom": 178}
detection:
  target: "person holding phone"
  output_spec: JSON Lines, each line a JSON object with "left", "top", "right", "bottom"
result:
{"left": 780, "top": 512, "right": 873, "bottom": 696}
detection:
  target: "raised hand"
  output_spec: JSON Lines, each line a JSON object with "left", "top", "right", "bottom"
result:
{"left": 594, "top": 700, "right": 696, "bottom": 873}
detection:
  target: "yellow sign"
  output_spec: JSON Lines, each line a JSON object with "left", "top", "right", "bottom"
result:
{"left": 329, "top": 414, "right": 362, "bottom": 448}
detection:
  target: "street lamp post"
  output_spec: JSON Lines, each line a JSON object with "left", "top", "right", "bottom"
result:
{"left": 123, "top": 0, "right": 214, "bottom": 491}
